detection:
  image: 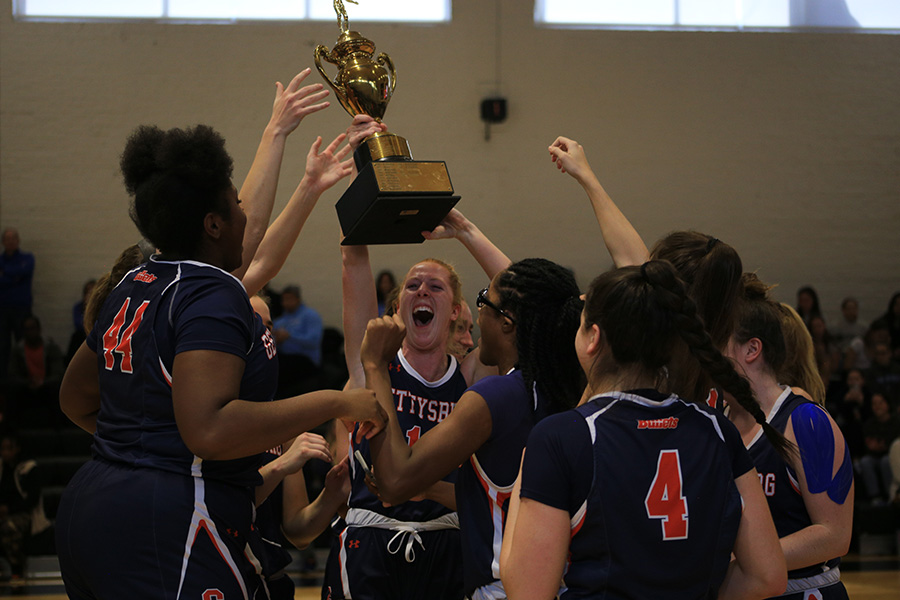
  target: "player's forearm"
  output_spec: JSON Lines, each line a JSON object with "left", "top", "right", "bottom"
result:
{"left": 282, "top": 489, "right": 346, "bottom": 549}
{"left": 241, "top": 176, "right": 320, "bottom": 297}
{"left": 781, "top": 523, "right": 852, "bottom": 571}
{"left": 579, "top": 174, "right": 650, "bottom": 268}
{"left": 362, "top": 363, "right": 417, "bottom": 504}
{"left": 342, "top": 244, "right": 377, "bottom": 389}
{"left": 719, "top": 559, "right": 785, "bottom": 600}
{"left": 235, "top": 127, "right": 290, "bottom": 280}
{"left": 186, "top": 391, "right": 349, "bottom": 461}
{"left": 454, "top": 217, "right": 511, "bottom": 280}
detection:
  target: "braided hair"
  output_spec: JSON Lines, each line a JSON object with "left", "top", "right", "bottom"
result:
{"left": 650, "top": 231, "right": 743, "bottom": 403}
{"left": 583, "top": 260, "right": 791, "bottom": 457}
{"left": 493, "top": 258, "right": 584, "bottom": 415}
{"left": 122, "top": 124, "right": 234, "bottom": 258}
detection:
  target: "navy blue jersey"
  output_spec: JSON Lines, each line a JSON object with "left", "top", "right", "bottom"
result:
{"left": 86, "top": 257, "right": 278, "bottom": 487}
{"left": 349, "top": 350, "right": 468, "bottom": 521}
{"left": 749, "top": 388, "right": 845, "bottom": 581}
{"left": 521, "top": 390, "right": 753, "bottom": 600}
{"left": 456, "top": 369, "right": 540, "bottom": 595}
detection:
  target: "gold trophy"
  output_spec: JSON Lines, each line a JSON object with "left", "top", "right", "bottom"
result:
{"left": 314, "top": 0, "right": 459, "bottom": 245}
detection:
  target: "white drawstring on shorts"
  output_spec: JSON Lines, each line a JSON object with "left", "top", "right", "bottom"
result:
{"left": 387, "top": 526, "right": 426, "bottom": 562}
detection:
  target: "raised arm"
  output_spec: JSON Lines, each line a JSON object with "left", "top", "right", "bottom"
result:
{"left": 548, "top": 136, "right": 650, "bottom": 268}
{"left": 233, "top": 69, "right": 331, "bottom": 281}
{"left": 361, "top": 315, "right": 493, "bottom": 504}
{"left": 242, "top": 133, "right": 354, "bottom": 297}
{"left": 340, "top": 116, "right": 387, "bottom": 389}
{"left": 422, "top": 208, "right": 511, "bottom": 281}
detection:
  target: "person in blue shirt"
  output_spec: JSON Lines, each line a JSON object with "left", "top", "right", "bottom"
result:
{"left": 0, "top": 227, "right": 35, "bottom": 380}
{"left": 273, "top": 284, "right": 324, "bottom": 396}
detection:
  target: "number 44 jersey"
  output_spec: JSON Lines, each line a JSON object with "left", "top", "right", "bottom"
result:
{"left": 86, "top": 257, "right": 277, "bottom": 487}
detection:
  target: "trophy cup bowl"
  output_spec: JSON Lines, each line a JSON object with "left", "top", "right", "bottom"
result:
{"left": 314, "top": 30, "right": 459, "bottom": 245}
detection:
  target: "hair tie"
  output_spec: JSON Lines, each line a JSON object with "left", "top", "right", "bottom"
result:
{"left": 137, "top": 238, "right": 156, "bottom": 261}
{"left": 640, "top": 262, "right": 651, "bottom": 282}
{"left": 706, "top": 237, "right": 720, "bottom": 253}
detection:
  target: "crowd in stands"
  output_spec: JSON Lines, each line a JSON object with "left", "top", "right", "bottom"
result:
{"left": 814, "top": 288, "right": 900, "bottom": 507}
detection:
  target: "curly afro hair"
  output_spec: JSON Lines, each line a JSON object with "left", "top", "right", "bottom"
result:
{"left": 121, "top": 124, "right": 234, "bottom": 257}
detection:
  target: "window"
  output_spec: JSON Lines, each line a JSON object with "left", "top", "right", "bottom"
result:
{"left": 535, "top": 0, "right": 900, "bottom": 32}
{"left": 13, "top": 0, "right": 450, "bottom": 23}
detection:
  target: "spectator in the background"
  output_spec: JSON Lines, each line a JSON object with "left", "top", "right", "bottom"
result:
{"left": 858, "top": 392, "right": 900, "bottom": 505}
{"left": 4, "top": 315, "right": 66, "bottom": 428}
{"left": 375, "top": 269, "right": 396, "bottom": 317}
{"left": 273, "top": 285, "right": 324, "bottom": 398}
{"left": 0, "top": 432, "right": 50, "bottom": 587}
{"left": 796, "top": 285, "right": 823, "bottom": 329}
{"left": 66, "top": 279, "right": 96, "bottom": 364}
{"left": 0, "top": 228, "right": 35, "bottom": 381}
{"left": 809, "top": 314, "right": 840, "bottom": 390}
{"left": 831, "top": 296, "right": 868, "bottom": 360}
{"left": 871, "top": 292, "right": 900, "bottom": 361}
{"left": 864, "top": 341, "right": 900, "bottom": 408}
{"left": 829, "top": 368, "right": 870, "bottom": 460}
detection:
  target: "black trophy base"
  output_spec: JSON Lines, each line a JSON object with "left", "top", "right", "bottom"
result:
{"left": 337, "top": 160, "right": 460, "bottom": 245}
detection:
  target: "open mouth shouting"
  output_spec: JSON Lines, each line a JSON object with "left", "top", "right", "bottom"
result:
{"left": 412, "top": 305, "right": 435, "bottom": 327}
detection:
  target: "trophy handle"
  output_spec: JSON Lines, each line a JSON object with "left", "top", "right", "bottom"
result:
{"left": 377, "top": 52, "right": 397, "bottom": 99}
{"left": 314, "top": 45, "right": 348, "bottom": 108}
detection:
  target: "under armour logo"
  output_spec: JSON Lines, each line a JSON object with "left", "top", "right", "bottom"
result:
{"left": 347, "top": 539, "right": 360, "bottom": 549}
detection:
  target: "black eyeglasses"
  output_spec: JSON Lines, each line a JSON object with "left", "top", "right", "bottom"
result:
{"left": 476, "top": 288, "right": 516, "bottom": 324}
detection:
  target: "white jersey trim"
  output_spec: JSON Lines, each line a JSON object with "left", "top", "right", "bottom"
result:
{"left": 175, "top": 473, "right": 249, "bottom": 600}
{"left": 397, "top": 349, "right": 459, "bottom": 388}
{"left": 470, "top": 454, "right": 514, "bottom": 580}
{"left": 767, "top": 386, "right": 793, "bottom": 424}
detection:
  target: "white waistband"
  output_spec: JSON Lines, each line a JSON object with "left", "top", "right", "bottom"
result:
{"left": 781, "top": 567, "right": 841, "bottom": 595}
{"left": 345, "top": 508, "right": 460, "bottom": 563}
{"left": 345, "top": 507, "right": 460, "bottom": 531}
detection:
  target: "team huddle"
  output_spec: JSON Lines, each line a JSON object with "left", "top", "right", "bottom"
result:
{"left": 54, "top": 70, "right": 852, "bottom": 600}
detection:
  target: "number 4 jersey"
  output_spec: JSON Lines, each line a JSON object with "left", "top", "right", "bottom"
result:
{"left": 86, "top": 257, "right": 277, "bottom": 487}
{"left": 520, "top": 389, "right": 754, "bottom": 599}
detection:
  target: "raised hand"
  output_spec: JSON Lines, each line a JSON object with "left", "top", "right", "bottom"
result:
{"left": 360, "top": 314, "right": 407, "bottom": 368}
{"left": 305, "top": 133, "right": 354, "bottom": 194}
{"left": 346, "top": 114, "right": 388, "bottom": 151}
{"left": 268, "top": 68, "right": 332, "bottom": 137}
{"left": 548, "top": 136, "right": 595, "bottom": 183}
{"left": 421, "top": 208, "right": 471, "bottom": 241}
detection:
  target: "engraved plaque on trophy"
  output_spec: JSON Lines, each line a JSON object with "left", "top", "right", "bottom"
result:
{"left": 314, "top": 1, "right": 459, "bottom": 245}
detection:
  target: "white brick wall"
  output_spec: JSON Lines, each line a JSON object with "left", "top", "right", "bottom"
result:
{"left": 1, "top": 1, "right": 898, "bottom": 348}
